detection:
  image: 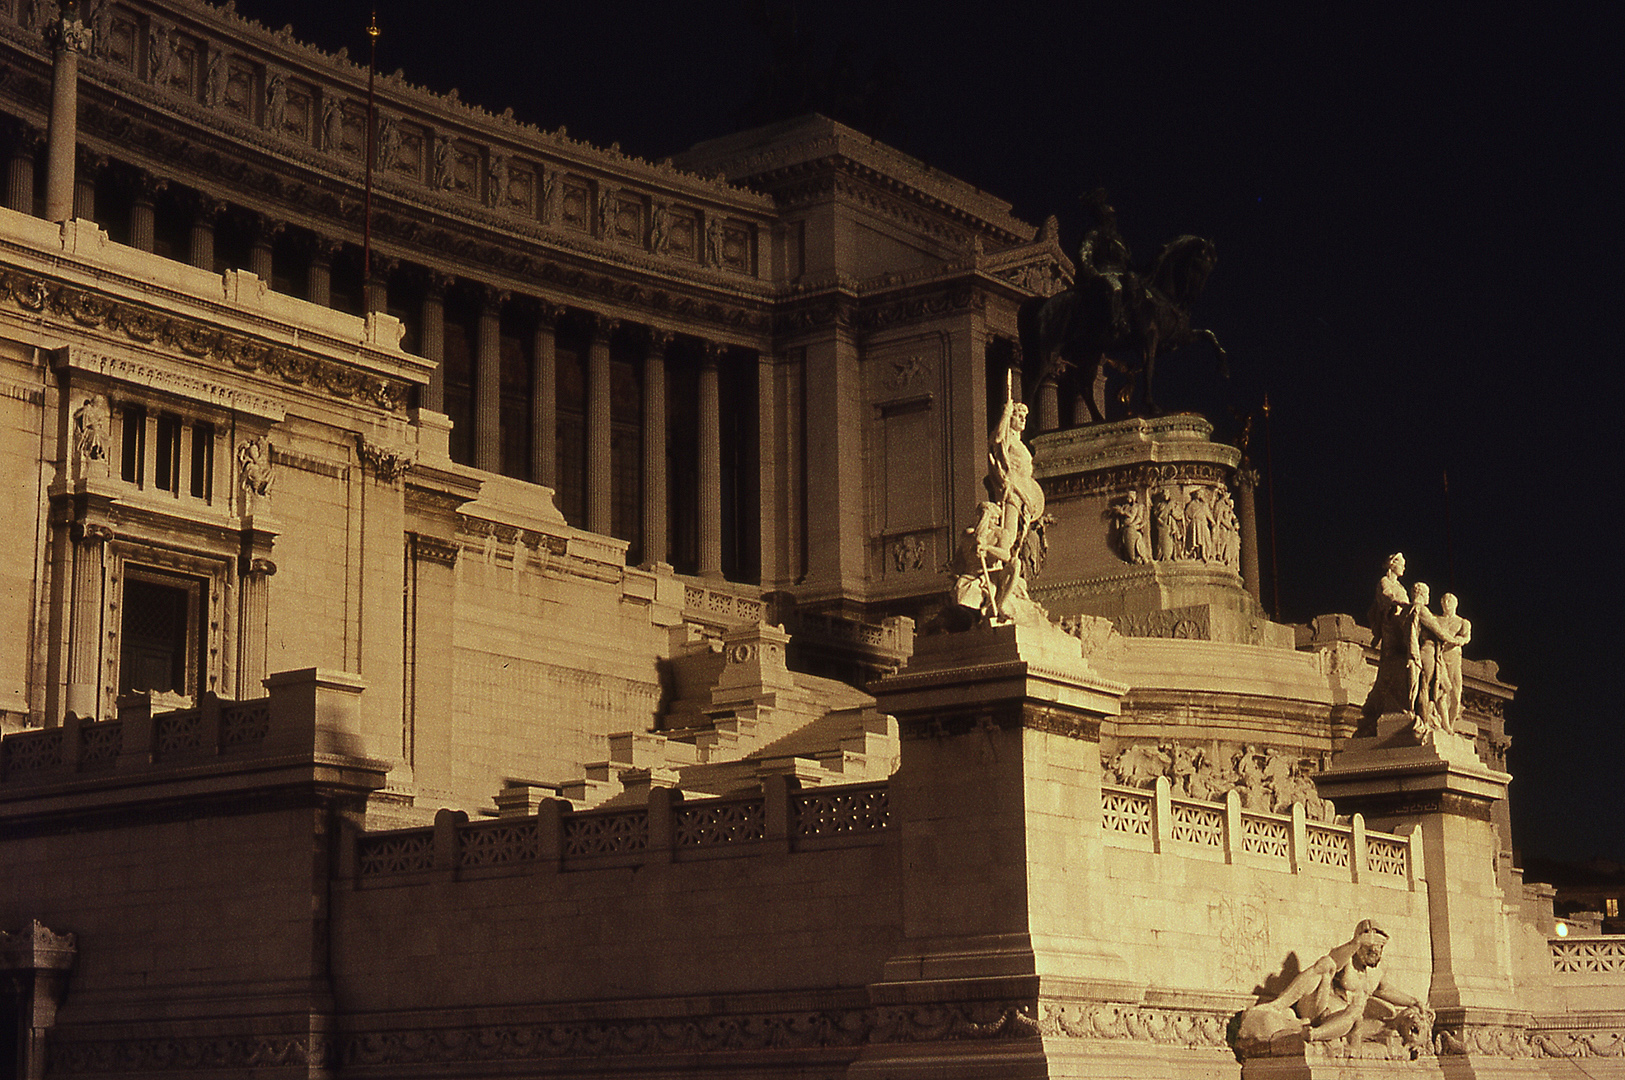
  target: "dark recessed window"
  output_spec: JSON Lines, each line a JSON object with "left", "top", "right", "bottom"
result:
{"left": 120, "top": 405, "right": 145, "bottom": 484}
{"left": 154, "top": 414, "right": 182, "bottom": 492}
{"left": 119, "top": 573, "right": 198, "bottom": 697}
{"left": 190, "top": 422, "right": 214, "bottom": 499}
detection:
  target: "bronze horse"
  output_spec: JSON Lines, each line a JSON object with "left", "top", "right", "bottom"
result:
{"left": 1017, "top": 234, "right": 1228, "bottom": 423}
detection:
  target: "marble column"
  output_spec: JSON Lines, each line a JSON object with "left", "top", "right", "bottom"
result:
{"left": 307, "top": 237, "right": 341, "bottom": 307}
{"left": 5, "top": 127, "right": 40, "bottom": 214}
{"left": 72, "top": 148, "right": 104, "bottom": 222}
{"left": 43, "top": 5, "right": 90, "bottom": 223}
{"left": 585, "top": 315, "right": 615, "bottom": 535}
{"left": 236, "top": 557, "right": 275, "bottom": 699}
{"left": 474, "top": 287, "right": 505, "bottom": 473}
{"left": 1036, "top": 373, "right": 1060, "bottom": 433}
{"left": 249, "top": 215, "right": 283, "bottom": 281}
{"left": 188, "top": 196, "right": 225, "bottom": 271}
{"left": 698, "top": 341, "right": 724, "bottom": 580}
{"left": 419, "top": 273, "right": 450, "bottom": 412}
{"left": 642, "top": 329, "right": 672, "bottom": 567}
{"left": 128, "top": 174, "right": 165, "bottom": 252}
{"left": 364, "top": 254, "right": 396, "bottom": 315}
{"left": 64, "top": 521, "right": 112, "bottom": 720}
{"left": 531, "top": 301, "right": 563, "bottom": 488}
{"left": 1237, "top": 467, "right": 1262, "bottom": 605}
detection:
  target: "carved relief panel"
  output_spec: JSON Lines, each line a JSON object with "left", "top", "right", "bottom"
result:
{"left": 870, "top": 335, "right": 944, "bottom": 580}
{"left": 560, "top": 177, "right": 589, "bottom": 231}
{"left": 221, "top": 57, "right": 256, "bottom": 119}
{"left": 102, "top": 12, "right": 139, "bottom": 70}
{"left": 504, "top": 162, "right": 535, "bottom": 215}
{"left": 164, "top": 32, "right": 200, "bottom": 99}
{"left": 665, "top": 208, "right": 698, "bottom": 260}
{"left": 450, "top": 142, "right": 479, "bottom": 195}
{"left": 610, "top": 193, "right": 643, "bottom": 243}
{"left": 715, "top": 220, "right": 753, "bottom": 274}
{"left": 280, "top": 79, "right": 314, "bottom": 142}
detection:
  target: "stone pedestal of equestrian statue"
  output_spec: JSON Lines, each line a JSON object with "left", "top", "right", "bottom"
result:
{"left": 1029, "top": 414, "right": 1286, "bottom": 646}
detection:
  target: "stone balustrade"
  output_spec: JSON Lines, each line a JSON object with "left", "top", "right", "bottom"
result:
{"left": 1552, "top": 936, "right": 1625, "bottom": 975}
{"left": 354, "top": 778, "right": 891, "bottom": 883}
{"left": 1100, "top": 777, "right": 1416, "bottom": 888}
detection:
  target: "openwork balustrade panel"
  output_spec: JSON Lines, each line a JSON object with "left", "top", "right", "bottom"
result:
{"left": 1, "top": 728, "right": 65, "bottom": 778}
{"left": 154, "top": 710, "right": 206, "bottom": 756}
{"left": 794, "top": 784, "right": 889, "bottom": 838}
{"left": 220, "top": 703, "right": 272, "bottom": 748}
{"left": 78, "top": 720, "right": 123, "bottom": 770}
{"left": 459, "top": 819, "right": 542, "bottom": 867}
{"left": 1101, "top": 787, "right": 1153, "bottom": 836}
{"left": 357, "top": 831, "right": 435, "bottom": 876}
{"left": 563, "top": 810, "right": 648, "bottom": 857}
{"left": 1551, "top": 938, "right": 1625, "bottom": 974}
{"left": 1241, "top": 815, "right": 1290, "bottom": 860}
{"left": 1304, "top": 825, "right": 1351, "bottom": 868}
{"left": 1365, "top": 835, "right": 1408, "bottom": 877}
{"left": 1168, "top": 800, "right": 1224, "bottom": 848}
{"left": 674, "top": 799, "right": 765, "bottom": 847}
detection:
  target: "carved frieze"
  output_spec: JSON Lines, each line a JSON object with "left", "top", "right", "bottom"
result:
{"left": 1, "top": 270, "right": 409, "bottom": 412}
{"left": 1102, "top": 738, "right": 1334, "bottom": 819}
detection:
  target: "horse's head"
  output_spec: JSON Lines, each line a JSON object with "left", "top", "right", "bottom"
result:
{"left": 1149, "top": 235, "right": 1217, "bottom": 306}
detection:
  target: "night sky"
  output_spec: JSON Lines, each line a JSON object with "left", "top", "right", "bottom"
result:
{"left": 224, "top": 1, "right": 1619, "bottom": 863}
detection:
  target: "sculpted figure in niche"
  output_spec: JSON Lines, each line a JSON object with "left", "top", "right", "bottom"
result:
{"left": 1238, "top": 920, "right": 1433, "bottom": 1056}
{"left": 237, "top": 436, "right": 273, "bottom": 514}
{"left": 147, "top": 22, "right": 175, "bottom": 86}
{"left": 488, "top": 152, "right": 508, "bottom": 208}
{"left": 72, "top": 395, "right": 111, "bottom": 479}
{"left": 1185, "top": 487, "right": 1214, "bottom": 561}
{"left": 432, "top": 137, "right": 453, "bottom": 190}
{"left": 205, "top": 49, "right": 226, "bottom": 108}
{"left": 1152, "top": 486, "right": 1183, "bottom": 561}
{"left": 1108, "top": 490, "right": 1151, "bottom": 564}
{"left": 321, "top": 97, "right": 342, "bottom": 153}
{"left": 264, "top": 71, "right": 287, "bottom": 133}
{"left": 376, "top": 117, "right": 400, "bottom": 172}
{"left": 1433, "top": 593, "right": 1472, "bottom": 727}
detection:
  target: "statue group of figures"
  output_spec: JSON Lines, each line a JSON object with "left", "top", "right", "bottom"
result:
{"left": 1017, "top": 188, "right": 1228, "bottom": 424}
{"left": 948, "top": 378, "right": 1050, "bottom": 627}
{"left": 1108, "top": 741, "right": 1332, "bottom": 820}
{"left": 1235, "top": 920, "right": 1435, "bottom": 1059}
{"left": 1362, "top": 553, "right": 1472, "bottom": 739}
{"left": 1109, "top": 484, "right": 1240, "bottom": 570}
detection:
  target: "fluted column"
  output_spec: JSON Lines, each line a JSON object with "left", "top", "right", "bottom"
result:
{"left": 128, "top": 173, "right": 165, "bottom": 252}
{"left": 642, "top": 329, "right": 672, "bottom": 567}
{"left": 1036, "top": 373, "right": 1060, "bottom": 432}
{"left": 65, "top": 521, "right": 112, "bottom": 720}
{"left": 236, "top": 557, "right": 276, "bottom": 698}
{"left": 5, "top": 125, "right": 41, "bottom": 213}
{"left": 698, "top": 341, "right": 724, "bottom": 580}
{"left": 364, "top": 254, "right": 396, "bottom": 315}
{"left": 72, "top": 148, "right": 104, "bottom": 221}
{"left": 420, "top": 272, "right": 450, "bottom": 412}
{"left": 585, "top": 315, "right": 615, "bottom": 535}
{"left": 187, "top": 196, "right": 224, "bottom": 270}
{"left": 43, "top": 3, "right": 90, "bottom": 222}
{"left": 474, "top": 287, "right": 505, "bottom": 473}
{"left": 249, "top": 215, "right": 283, "bottom": 281}
{"left": 531, "top": 301, "right": 563, "bottom": 487}
{"left": 307, "top": 237, "right": 341, "bottom": 307}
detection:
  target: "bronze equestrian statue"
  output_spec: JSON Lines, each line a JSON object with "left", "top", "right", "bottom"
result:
{"left": 1017, "top": 189, "right": 1228, "bottom": 423}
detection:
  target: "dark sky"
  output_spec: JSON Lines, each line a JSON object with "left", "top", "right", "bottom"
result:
{"left": 226, "top": 1, "right": 1620, "bottom": 862}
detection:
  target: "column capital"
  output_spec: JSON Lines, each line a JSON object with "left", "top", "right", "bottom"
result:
{"left": 646, "top": 327, "right": 675, "bottom": 354}
{"left": 534, "top": 298, "right": 567, "bottom": 329}
{"left": 44, "top": 3, "right": 94, "bottom": 54}
{"left": 587, "top": 313, "right": 619, "bottom": 345}
{"left": 250, "top": 214, "right": 287, "bottom": 244}
{"left": 403, "top": 266, "right": 455, "bottom": 300}
{"left": 128, "top": 169, "right": 168, "bottom": 203}
{"left": 471, "top": 282, "right": 510, "bottom": 314}
{"left": 699, "top": 339, "right": 728, "bottom": 367}
{"left": 74, "top": 146, "right": 108, "bottom": 176}
{"left": 183, "top": 192, "right": 228, "bottom": 225}
{"left": 366, "top": 252, "right": 400, "bottom": 279}
{"left": 309, "top": 235, "right": 344, "bottom": 263}
{"left": 71, "top": 520, "right": 114, "bottom": 546}
{"left": 0, "top": 117, "right": 45, "bottom": 154}
{"left": 241, "top": 556, "right": 278, "bottom": 578}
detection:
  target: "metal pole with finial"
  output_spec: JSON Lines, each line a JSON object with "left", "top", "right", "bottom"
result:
{"left": 362, "top": 8, "right": 379, "bottom": 309}
{"left": 1262, "top": 393, "right": 1280, "bottom": 619}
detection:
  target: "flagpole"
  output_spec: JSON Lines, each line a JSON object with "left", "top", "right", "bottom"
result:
{"left": 363, "top": 9, "right": 379, "bottom": 309}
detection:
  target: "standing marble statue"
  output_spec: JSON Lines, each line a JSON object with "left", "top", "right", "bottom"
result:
{"left": 72, "top": 395, "right": 110, "bottom": 480}
{"left": 1185, "top": 487, "right": 1214, "bottom": 561}
{"left": 1152, "top": 487, "right": 1183, "bottom": 561}
{"left": 949, "top": 376, "right": 1047, "bottom": 627}
{"left": 1433, "top": 593, "right": 1472, "bottom": 726}
{"left": 1362, "top": 554, "right": 1469, "bottom": 737}
{"left": 1237, "top": 920, "right": 1433, "bottom": 1056}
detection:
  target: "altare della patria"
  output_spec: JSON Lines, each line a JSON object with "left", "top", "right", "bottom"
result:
{"left": 0, "top": 2, "right": 1618, "bottom": 1078}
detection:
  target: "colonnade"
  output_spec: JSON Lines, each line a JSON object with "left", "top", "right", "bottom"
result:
{"left": 1, "top": 125, "right": 745, "bottom": 580}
